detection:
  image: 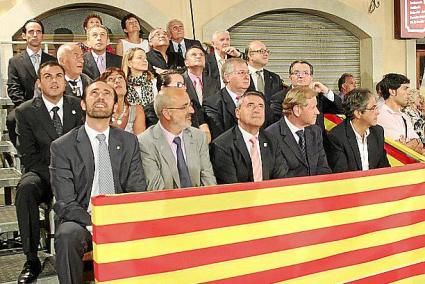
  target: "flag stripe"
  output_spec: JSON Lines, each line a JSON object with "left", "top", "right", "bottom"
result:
{"left": 93, "top": 184, "right": 425, "bottom": 244}
{"left": 392, "top": 274, "right": 425, "bottom": 284}
{"left": 93, "top": 211, "right": 425, "bottom": 282}
{"left": 92, "top": 167, "right": 425, "bottom": 226}
{"left": 93, "top": 195, "right": 425, "bottom": 263}
{"left": 346, "top": 261, "right": 425, "bottom": 284}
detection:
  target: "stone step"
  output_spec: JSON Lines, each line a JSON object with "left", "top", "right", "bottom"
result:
{"left": 0, "top": 205, "right": 18, "bottom": 234}
{"left": 0, "top": 168, "right": 20, "bottom": 188}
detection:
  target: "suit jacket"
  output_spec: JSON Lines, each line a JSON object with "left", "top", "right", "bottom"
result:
{"left": 50, "top": 126, "right": 147, "bottom": 226}
{"left": 247, "top": 68, "right": 283, "bottom": 103}
{"left": 182, "top": 70, "right": 220, "bottom": 127}
{"left": 7, "top": 50, "right": 56, "bottom": 106}
{"left": 15, "top": 95, "right": 84, "bottom": 182}
{"left": 167, "top": 38, "right": 204, "bottom": 55}
{"left": 269, "top": 86, "right": 343, "bottom": 130}
{"left": 203, "top": 87, "right": 238, "bottom": 140}
{"left": 82, "top": 52, "right": 122, "bottom": 80}
{"left": 210, "top": 126, "right": 288, "bottom": 184}
{"left": 146, "top": 49, "right": 185, "bottom": 73}
{"left": 65, "top": 73, "right": 93, "bottom": 98}
{"left": 265, "top": 117, "right": 332, "bottom": 177}
{"left": 138, "top": 124, "right": 216, "bottom": 190}
{"left": 325, "top": 119, "right": 390, "bottom": 173}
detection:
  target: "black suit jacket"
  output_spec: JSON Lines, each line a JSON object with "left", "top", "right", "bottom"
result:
{"left": 15, "top": 95, "right": 84, "bottom": 182}
{"left": 247, "top": 68, "right": 283, "bottom": 103}
{"left": 146, "top": 49, "right": 185, "bottom": 73}
{"left": 50, "top": 126, "right": 147, "bottom": 226}
{"left": 270, "top": 86, "right": 343, "bottom": 130}
{"left": 7, "top": 51, "right": 56, "bottom": 106}
{"left": 203, "top": 87, "right": 238, "bottom": 140}
{"left": 325, "top": 119, "right": 390, "bottom": 173}
{"left": 210, "top": 126, "right": 288, "bottom": 184}
{"left": 82, "top": 52, "right": 122, "bottom": 80}
{"left": 167, "top": 38, "right": 204, "bottom": 55}
{"left": 265, "top": 117, "right": 331, "bottom": 177}
{"left": 65, "top": 73, "right": 93, "bottom": 98}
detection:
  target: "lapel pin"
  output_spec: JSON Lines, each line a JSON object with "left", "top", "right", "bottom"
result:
{"left": 117, "top": 145, "right": 121, "bottom": 150}
{"left": 71, "top": 110, "right": 76, "bottom": 115}
{"left": 264, "top": 143, "right": 268, "bottom": 147}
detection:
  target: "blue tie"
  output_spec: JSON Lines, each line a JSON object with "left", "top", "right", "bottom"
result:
{"left": 173, "top": 136, "right": 192, "bottom": 188}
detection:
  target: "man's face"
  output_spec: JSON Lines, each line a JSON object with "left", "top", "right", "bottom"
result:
{"left": 124, "top": 17, "right": 140, "bottom": 34}
{"left": 185, "top": 48, "right": 205, "bottom": 69}
{"left": 359, "top": 96, "right": 379, "bottom": 127}
{"left": 236, "top": 95, "right": 265, "bottom": 131}
{"left": 129, "top": 49, "right": 148, "bottom": 72}
{"left": 169, "top": 21, "right": 185, "bottom": 41}
{"left": 248, "top": 41, "right": 269, "bottom": 67}
{"left": 37, "top": 65, "right": 66, "bottom": 101}
{"left": 289, "top": 63, "right": 313, "bottom": 87}
{"left": 298, "top": 97, "right": 319, "bottom": 127}
{"left": 343, "top": 76, "right": 357, "bottom": 94}
{"left": 149, "top": 29, "right": 169, "bottom": 49}
{"left": 393, "top": 83, "right": 410, "bottom": 107}
{"left": 165, "top": 90, "right": 194, "bottom": 130}
{"left": 22, "top": 22, "right": 43, "bottom": 49}
{"left": 225, "top": 62, "right": 250, "bottom": 91}
{"left": 87, "top": 27, "right": 108, "bottom": 53}
{"left": 212, "top": 32, "right": 230, "bottom": 52}
{"left": 85, "top": 17, "right": 101, "bottom": 31}
{"left": 63, "top": 45, "right": 84, "bottom": 76}
{"left": 166, "top": 74, "right": 187, "bottom": 89}
{"left": 82, "top": 81, "right": 116, "bottom": 119}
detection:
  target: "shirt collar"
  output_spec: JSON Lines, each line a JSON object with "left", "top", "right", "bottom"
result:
{"left": 172, "top": 40, "right": 184, "bottom": 49}
{"left": 65, "top": 74, "right": 81, "bottom": 83}
{"left": 225, "top": 87, "right": 240, "bottom": 105}
{"left": 350, "top": 120, "right": 370, "bottom": 141}
{"left": 91, "top": 51, "right": 106, "bottom": 61}
{"left": 284, "top": 116, "right": 304, "bottom": 136}
{"left": 84, "top": 123, "right": 110, "bottom": 145}
{"left": 158, "top": 121, "right": 183, "bottom": 147}
{"left": 214, "top": 50, "right": 226, "bottom": 61}
{"left": 248, "top": 64, "right": 263, "bottom": 74}
{"left": 41, "top": 95, "right": 63, "bottom": 113}
{"left": 238, "top": 125, "right": 259, "bottom": 144}
{"left": 26, "top": 48, "right": 42, "bottom": 58}
{"left": 382, "top": 102, "right": 401, "bottom": 115}
{"left": 188, "top": 70, "right": 203, "bottom": 84}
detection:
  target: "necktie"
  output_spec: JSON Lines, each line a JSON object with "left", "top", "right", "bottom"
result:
{"left": 194, "top": 77, "right": 203, "bottom": 104}
{"left": 296, "top": 130, "right": 306, "bottom": 160}
{"left": 249, "top": 136, "right": 262, "bottom": 182}
{"left": 96, "top": 56, "right": 106, "bottom": 74}
{"left": 177, "top": 43, "right": 183, "bottom": 58}
{"left": 96, "top": 134, "right": 115, "bottom": 195}
{"left": 173, "top": 136, "right": 192, "bottom": 188}
{"left": 68, "top": 80, "right": 81, "bottom": 97}
{"left": 51, "top": 106, "right": 63, "bottom": 137}
{"left": 32, "top": 54, "right": 40, "bottom": 72}
{"left": 256, "top": 70, "right": 265, "bottom": 94}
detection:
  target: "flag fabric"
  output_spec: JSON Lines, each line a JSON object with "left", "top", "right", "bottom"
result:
{"left": 92, "top": 163, "right": 425, "bottom": 283}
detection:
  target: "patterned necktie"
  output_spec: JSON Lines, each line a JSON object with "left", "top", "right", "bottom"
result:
{"left": 96, "top": 56, "right": 106, "bottom": 74}
{"left": 96, "top": 134, "right": 115, "bottom": 195}
{"left": 194, "top": 77, "right": 203, "bottom": 104}
{"left": 249, "top": 136, "right": 263, "bottom": 182}
{"left": 173, "top": 136, "right": 192, "bottom": 188}
{"left": 256, "top": 70, "right": 265, "bottom": 94}
{"left": 68, "top": 80, "right": 81, "bottom": 97}
{"left": 51, "top": 106, "right": 63, "bottom": 136}
{"left": 296, "top": 130, "right": 306, "bottom": 160}
{"left": 32, "top": 53, "right": 40, "bottom": 72}
{"left": 177, "top": 43, "right": 183, "bottom": 58}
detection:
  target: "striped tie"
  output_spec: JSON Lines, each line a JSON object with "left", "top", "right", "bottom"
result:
{"left": 51, "top": 106, "right": 63, "bottom": 137}
{"left": 249, "top": 136, "right": 262, "bottom": 182}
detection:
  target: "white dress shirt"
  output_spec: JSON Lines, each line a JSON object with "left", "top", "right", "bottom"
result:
{"left": 285, "top": 116, "right": 304, "bottom": 144}
{"left": 350, "top": 121, "right": 370, "bottom": 170}
{"left": 42, "top": 95, "right": 63, "bottom": 123}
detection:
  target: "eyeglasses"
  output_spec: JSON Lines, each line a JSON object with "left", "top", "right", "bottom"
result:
{"left": 250, "top": 49, "right": 270, "bottom": 55}
{"left": 290, "top": 71, "right": 311, "bottom": 77}
{"left": 364, "top": 105, "right": 378, "bottom": 112}
{"left": 232, "top": 70, "right": 249, "bottom": 76}
{"left": 166, "top": 101, "right": 193, "bottom": 111}
{"left": 165, "top": 82, "right": 186, "bottom": 88}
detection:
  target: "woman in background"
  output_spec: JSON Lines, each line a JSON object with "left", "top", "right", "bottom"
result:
{"left": 116, "top": 13, "right": 149, "bottom": 56}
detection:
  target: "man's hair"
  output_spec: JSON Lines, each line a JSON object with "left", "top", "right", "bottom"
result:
{"left": 22, "top": 19, "right": 44, "bottom": 34}
{"left": 338, "top": 73, "right": 353, "bottom": 92}
{"left": 82, "top": 79, "right": 118, "bottom": 103}
{"left": 121, "top": 47, "right": 153, "bottom": 79}
{"left": 379, "top": 73, "right": 410, "bottom": 100}
{"left": 166, "top": 19, "right": 183, "bottom": 34}
{"left": 38, "top": 61, "right": 65, "bottom": 79}
{"left": 221, "top": 58, "right": 247, "bottom": 82}
{"left": 154, "top": 88, "right": 184, "bottom": 117}
{"left": 211, "top": 30, "right": 229, "bottom": 41}
{"left": 288, "top": 60, "right": 314, "bottom": 76}
{"left": 148, "top": 27, "right": 166, "bottom": 42}
{"left": 156, "top": 69, "right": 184, "bottom": 90}
{"left": 56, "top": 43, "right": 81, "bottom": 65}
{"left": 185, "top": 45, "right": 205, "bottom": 58}
{"left": 86, "top": 25, "right": 109, "bottom": 41}
{"left": 236, "top": 91, "right": 265, "bottom": 108}
{"left": 121, "top": 13, "right": 140, "bottom": 34}
{"left": 282, "top": 86, "right": 318, "bottom": 116}
{"left": 343, "top": 88, "right": 375, "bottom": 120}
{"left": 83, "top": 14, "right": 103, "bottom": 30}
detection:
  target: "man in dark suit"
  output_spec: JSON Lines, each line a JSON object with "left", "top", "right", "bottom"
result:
{"left": 204, "top": 58, "right": 250, "bottom": 140}
{"left": 210, "top": 91, "right": 288, "bottom": 184}
{"left": 82, "top": 25, "right": 122, "bottom": 80}
{"left": 205, "top": 31, "right": 243, "bottom": 89}
{"left": 166, "top": 19, "right": 204, "bottom": 58}
{"left": 270, "top": 60, "right": 343, "bottom": 130}
{"left": 57, "top": 43, "right": 92, "bottom": 98}
{"left": 14, "top": 62, "right": 83, "bottom": 283}
{"left": 50, "top": 80, "right": 147, "bottom": 284}
{"left": 326, "top": 88, "right": 390, "bottom": 172}
{"left": 266, "top": 86, "right": 331, "bottom": 177}
{"left": 7, "top": 19, "right": 56, "bottom": 146}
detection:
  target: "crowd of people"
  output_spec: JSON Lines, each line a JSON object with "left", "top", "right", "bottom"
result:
{"left": 6, "top": 12, "right": 425, "bottom": 284}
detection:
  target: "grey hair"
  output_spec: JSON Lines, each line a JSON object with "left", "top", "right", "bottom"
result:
{"left": 56, "top": 43, "right": 79, "bottom": 65}
{"left": 236, "top": 91, "right": 265, "bottom": 108}
{"left": 212, "top": 30, "right": 229, "bottom": 41}
{"left": 221, "top": 58, "right": 247, "bottom": 83}
{"left": 153, "top": 89, "right": 169, "bottom": 117}
{"left": 343, "top": 88, "right": 375, "bottom": 120}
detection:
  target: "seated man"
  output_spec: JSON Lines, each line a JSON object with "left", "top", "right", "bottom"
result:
{"left": 210, "top": 91, "right": 288, "bottom": 184}
{"left": 138, "top": 87, "right": 216, "bottom": 190}
{"left": 325, "top": 88, "right": 390, "bottom": 173}
{"left": 166, "top": 19, "right": 204, "bottom": 58}
{"left": 50, "top": 80, "right": 147, "bottom": 283}
{"left": 15, "top": 61, "right": 83, "bottom": 283}
{"left": 266, "top": 86, "right": 332, "bottom": 177}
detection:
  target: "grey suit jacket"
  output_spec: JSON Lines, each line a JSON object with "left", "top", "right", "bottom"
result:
{"left": 82, "top": 52, "right": 122, "bottom": 80}
{"left": 138, "top": 123, "right": 216, "bottom": 190}
{"left": 50, "top": 126, "right": 147, "bottom": 226}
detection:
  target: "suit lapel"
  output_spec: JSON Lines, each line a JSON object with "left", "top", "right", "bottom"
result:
{"left": 62, "top": 96, "right": 80, "bottom": 133}
{"left": 108, "top": 128, "right": 122, "bottom": 192}
{"left": 367, "top": 128, "right": 379, "bottom": 168}
{"left": 22, "top": 52, "right": 37, "bottom": 81}
{"left": 76, "top": 127, "right": 95, "bottom": 195}
{"left": 33, "top": 97, "right": 58, "bottom": 140}
{"left": 345, "top": 121, "right": 362, "bottom": 170}
{"left": 182, "top": 129, "right": 198, "bottom": 184}
{"left": 280, "top": 118, "right": 307, "bottom": 166}
{"left": 263, "top": 69, "right": 272, "bottom": 101}
{"left": 234, "top": 127, "right": 252, "bottom": 176}
{"left": 183, "top": 72, "right": 200, "bottom": 104}
{"left": 258, "top": 132, "right": 270, "bottom": 180}
{"left": 84, "top": 53, "right": 100, "bottom": 79}
{"left": 222, "top": 89, "right": 236, "bottom": 120}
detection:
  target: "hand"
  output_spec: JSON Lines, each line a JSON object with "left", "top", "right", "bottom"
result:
{"left": 153, "top": 66, "right": 167, "bottom": 75}
{"left": 400, "top": 137, "right": 424, "bottom": 153}
{"left": 223, "top": 46, "right": 241, "bottom": 58}
{"left": 311, "top": 81, "right": 329, "bottom": 94}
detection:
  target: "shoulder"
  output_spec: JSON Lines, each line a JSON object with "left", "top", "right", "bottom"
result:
{"left": 138, "top": 124, "right": 156, "bottom": 143}
{"left": 369, "top": 124, "right": 385, "bottom": 137}
{"left": 16, "top": 97, "right": 38, "bottom": 113}
{"left": 212, "top": 127, "right": 235, "bottom": 146}
{"left": 306, "top": 124, "right": 322, "bottom": 136}
{"left": 53, "top": 126, "right": 80, "bottom": 147}
{"left": 108, "top": 52, "right": 122, "bottom": 60}
{"left": 42, "top": 52, "right": 56, "bottom": 61}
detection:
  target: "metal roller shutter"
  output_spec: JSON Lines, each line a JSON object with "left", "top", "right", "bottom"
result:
{"left": 229, "top": 11, "right": 360, "bottom": 91}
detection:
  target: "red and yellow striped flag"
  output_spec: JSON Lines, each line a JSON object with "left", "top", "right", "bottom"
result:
{"left": 92, "top": 163, "right": 425, "bottom": 283}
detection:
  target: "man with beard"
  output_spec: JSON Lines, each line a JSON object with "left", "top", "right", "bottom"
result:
{"left": 138, "top": 87, "right": 216, "bottom": 190}
{"left": 210, "top": 91, "right": 288, "bottom": 184}
{"left": 50, "top": 80, "right": 147, "bottom": 283}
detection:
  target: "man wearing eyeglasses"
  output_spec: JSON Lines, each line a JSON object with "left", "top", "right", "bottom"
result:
{"left": 325, "top": 88, "right": 390, "bottom": 173}
{"left": 166, "top": 19, "right": 204, "bottom": 58}
{"left": 210, "top": 91, "right": 288, "bottom": 184}
{"left": 138, "top": 87, "right": 216, "bottom": 190}
{"left": 270, "top": 60, "right": 343, "bottom": 131}
{"left": 204, "top": 58, "right": 251, "bottom": 140}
